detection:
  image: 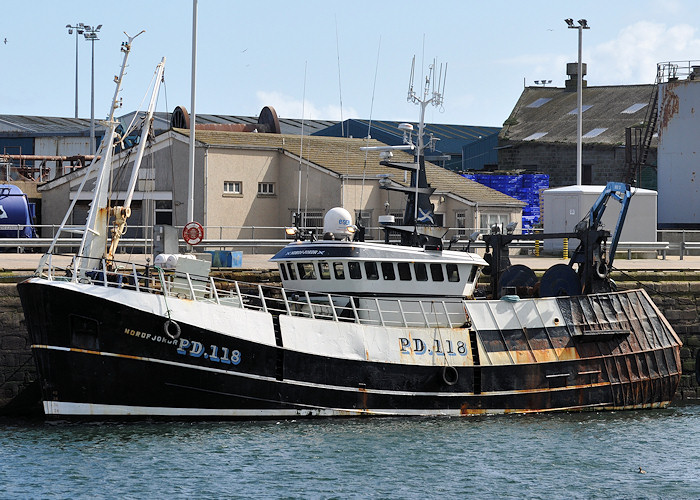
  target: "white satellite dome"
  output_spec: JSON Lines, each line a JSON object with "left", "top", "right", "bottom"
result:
{"left": 323, "top": 207, "right": 354, "bottom": 239}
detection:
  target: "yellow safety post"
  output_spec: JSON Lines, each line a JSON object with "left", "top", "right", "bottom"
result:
{"left": 563, "top": 238, "right": 568, "bottom": 259}
{"left": 535, "top": 238, "right": 540, "bottom": 257}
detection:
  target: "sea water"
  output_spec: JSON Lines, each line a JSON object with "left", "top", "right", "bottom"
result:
{"left": 1, "top": 404, "right": 699, "bottom": 499}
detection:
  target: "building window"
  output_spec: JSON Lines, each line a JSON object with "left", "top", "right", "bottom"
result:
{"left": 583, "top": 164, "right": 592, "bottom": 185}
{"left": 456, "top": 212, "right": 466, "bottom": 235}
{"left": 354, "top": 210, "right": 373, "bottom": 227}
{"left": 155, "top": 200, "right": 173, "bottom": 225}
{"left": 389, "top": 210, "right": 404, "bottom": 225}
{"left": 224, "top": 181, "right": 242, "bottom": 195}
{"left": 480, "top": 213, "right": 509, "bottom": 231}
{"left": 257, "top": 182, "right": 275, "bottom": 195}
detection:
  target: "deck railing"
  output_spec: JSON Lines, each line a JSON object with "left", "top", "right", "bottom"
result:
{"left": 36, "top": 254, "right": 468, "bottom": 330}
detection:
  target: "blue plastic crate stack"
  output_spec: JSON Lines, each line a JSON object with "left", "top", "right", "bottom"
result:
{"left": 463, "top": 173, "right": 549, "bottom": 232}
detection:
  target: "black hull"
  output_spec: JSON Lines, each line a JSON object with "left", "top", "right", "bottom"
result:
{"left": 18, "top": 280, "right": 682, "bottom": 418}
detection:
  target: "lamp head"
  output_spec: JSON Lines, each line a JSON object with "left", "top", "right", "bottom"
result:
{"left": 565, "top": 18, "right": 574, "bottom": 27}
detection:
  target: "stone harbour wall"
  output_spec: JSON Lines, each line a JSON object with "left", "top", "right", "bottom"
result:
{"left": 0, "top": 283, "right": 37, "bottom": 414}
{"left": 617, "top": 273, "right": 700, "bottom": 399}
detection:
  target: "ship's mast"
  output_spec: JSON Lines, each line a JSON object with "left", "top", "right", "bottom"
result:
{"left": 406, "top": 57, "right": 446, "bottom": 224}
{"left": 105, "top": 57, "right": 166, "bottom": 265}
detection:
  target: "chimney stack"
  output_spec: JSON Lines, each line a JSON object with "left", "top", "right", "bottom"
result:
{"left": 565, "top": 62, "right": 587, "bottom": 91}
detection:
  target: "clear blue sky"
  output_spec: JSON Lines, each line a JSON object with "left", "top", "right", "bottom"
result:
{"left": 2, "top": 0, "right": 700, "bottom": 127}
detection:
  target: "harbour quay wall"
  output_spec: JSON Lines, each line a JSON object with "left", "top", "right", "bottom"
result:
{"left": 0, "top": 283, "right": 38, "bottom": 414}
{"left": 616, "top": 272, "right": 700, "bottom": 399}
{"left": 1, "top": 271, "right": 699, "bottom": 412}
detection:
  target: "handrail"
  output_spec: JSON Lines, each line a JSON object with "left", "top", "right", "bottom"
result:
{"left": 34, "top": 255, "right": 469, "bottom": 330}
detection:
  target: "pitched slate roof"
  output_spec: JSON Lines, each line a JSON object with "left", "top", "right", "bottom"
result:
{"left": 500, "top": 84, "right": 656, "bottom": 146}
{"left": 176, "top": 129, "right": 524, "bottom": 207}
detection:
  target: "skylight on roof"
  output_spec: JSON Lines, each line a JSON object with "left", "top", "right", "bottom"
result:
{"left": 621, "top": 103, "right": 647, "bottom": 114}
{"left": 567, "top": 105, "right": 593, "bottom": 115}
{"left": 582, "top": 127, "right": 607, "bottom": 138}
{"left": 526, "top": 98, "right": 552, "bottom": 108}
{"left": 523, "top": 132, "right": 548, "bottom": 141}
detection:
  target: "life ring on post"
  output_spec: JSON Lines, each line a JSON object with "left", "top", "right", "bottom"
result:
{"left": 183, "top": 221, "right": 204, "bottom": 246}
{"left": 442, "top": 365, "right": 459, "bottom": 386}
{"left": 164, "top": 319, "right": 181, "bottom": 340}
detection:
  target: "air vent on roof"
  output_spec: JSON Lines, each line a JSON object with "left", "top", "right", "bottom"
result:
{"left": 582, "top": 128, "right": 607, "bottom": 138}
{"left": 526, "top": 98, "right": 552, "bottom": 108}
{"left": 621, "top": 103, "right": 647, "bottom": 114}
{"left": 567, "top": 105, "right": 592, "bottom": 115}
{"left": 523, "top": 132, "right": 548, "bottom": 141}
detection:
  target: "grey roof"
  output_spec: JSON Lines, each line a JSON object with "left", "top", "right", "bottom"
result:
{"left": 120, "top": 111, "right": 337, "bottom": 136}
{"left": 0, "top": 115, "right": 104, "bottom": 136}
{"left": 500, "top": 84, "right": 657, "bottom": 146}
{"left": 0, "top": 111, "right": 335, "bottom": 138}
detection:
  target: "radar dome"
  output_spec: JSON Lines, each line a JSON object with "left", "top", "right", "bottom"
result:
{"left": 323, "top": 207, "right": 354, "bottom": 239}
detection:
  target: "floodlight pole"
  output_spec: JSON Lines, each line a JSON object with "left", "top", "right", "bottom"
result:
{"left": 66, "top": 24, "right": 85, "bottom": 119}
{"left": 82, "top": 24, "right": 101, "bottom": 154}
{"left": 567, "top": 19, "right": 589, "bottom": 186}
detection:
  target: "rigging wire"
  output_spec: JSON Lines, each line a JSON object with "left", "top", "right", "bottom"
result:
{"left": 297, "top": 61, "right": 307, "bottom": 224}
{"left": 359, "top": 35, "right": 381, "bottom": 226}
{"left": 335, "top": 16, "right": 344, "bottom": 138}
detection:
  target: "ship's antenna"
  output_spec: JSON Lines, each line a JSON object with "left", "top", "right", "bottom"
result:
{"left": 406, "top": 53, "right": 446, "bottom": 225}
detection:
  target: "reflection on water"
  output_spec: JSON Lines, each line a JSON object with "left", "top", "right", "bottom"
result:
{"left": 1, "top": 404, "right": 699, "bottom": 499}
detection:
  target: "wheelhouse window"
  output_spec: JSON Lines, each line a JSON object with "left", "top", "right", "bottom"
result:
{"left": 286, "top": 263, "right": 297, "bottom": 280}
{"left": 348, "top": 261, "right": 362, "bottom": 279}
{"left": 279, "top": 263, "right": 288, "bottom": 280}
{"left": 381, "top": 262, "right": 395, "bottom": 280}
{"left": 446, "top": 264, "right": 460, "bottom": 282}
{"left": 430, "top": 264, "right": 444, "bottom": 282}
{"left": 318, "top": 262, "right": 331, "bottom": 280}
{"left": 224, "top": 181, "right": 242, "bottom": 195}
{"left": 364, "top": 262, "right": 379, "bottom": 280}
{"left": 469, "top": 265, "right": 479, "bottom": 283}
{"left": 414, "top": 263, "right": 428, "bottom": 281}
{"left": 398, "top": 262, "right": 412, "bottom": 281}
{"left": 333, "top": 262, "right": 345, "bottom": 279}
{"left": 297, "top": 262, "right": 316, "bottom": 280}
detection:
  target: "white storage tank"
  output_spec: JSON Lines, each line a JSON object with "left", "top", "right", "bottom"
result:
{"left": 657, "top": 75, "right": 700, "bottom": 228}
{"left": 542, "top": 185, "right": 657, "bottom": 253}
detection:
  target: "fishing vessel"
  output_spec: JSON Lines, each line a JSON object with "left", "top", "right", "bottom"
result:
{"left": 17, "top": 46, "right": 681, "bottom": 418}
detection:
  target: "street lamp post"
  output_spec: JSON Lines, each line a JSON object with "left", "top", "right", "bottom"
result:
{"left": 65, "top": 23, "right": 85, "bottom": 119}
{"left": 565, "top": 18, "right": 589, "bottom": 186}
{"left": 82, "top": 24, "right": 102, "bottom": 154}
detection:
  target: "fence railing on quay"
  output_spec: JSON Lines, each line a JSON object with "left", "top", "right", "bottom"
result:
{"left": 1, "top": 224, "right": 699, "bottom": 260}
